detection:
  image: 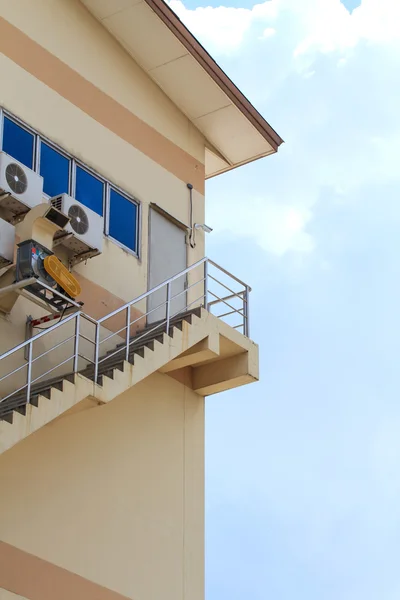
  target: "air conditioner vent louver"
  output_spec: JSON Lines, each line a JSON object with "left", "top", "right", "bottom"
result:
{"left": 51, "top": 196, "right": 63, "bottom": 212}
{"left": 5, "top": 163, "right": 28, "bottom": 195}
{"left": 68, "top": 204, "right": 89, "bottom": 235}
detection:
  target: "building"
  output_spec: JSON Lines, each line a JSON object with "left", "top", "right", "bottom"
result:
{"left": 0, "top": 2, "right": 282, "bottom": 600}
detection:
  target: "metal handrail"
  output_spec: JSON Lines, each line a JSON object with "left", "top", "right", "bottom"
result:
{"left": 0, "top": 257, "right": 251, "bottom": 406}
{"left": 0, "top": 311, "right": 81, "bottom": 361}
{"left": 207, "top": 290, "right": 245, "bottom": 318}
{"left": 208, "top": 292, "right": 245, "bottom": 308}
{"left": 0, "top": 361, "right": 27, "bottom": 385}
{"left": 98, "top": 276, "right": 206, "bottom": 347}
{"left": 208, "top": 259, "right": 251, "bottom": 291}
{"left": 208, "top": 274, "right": 245, "bottom": 300}
{"left": 97, "top": 257, "right": 208, "bottom": 324}
{"left": 31, "top": 335, "right": 75, "bottom": 365}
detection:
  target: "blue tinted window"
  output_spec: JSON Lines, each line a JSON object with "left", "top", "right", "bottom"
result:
{"left": 109, "top": 189, "right": 137, "bottom": 252}
{"left": 2, "top": 117, "right": 35, "bottom": 169}
{"left": 40, "top": 142, "right": 70, "bottom": 197}
{"left": 75, "top": 166, "right": 104, "bottom": 216}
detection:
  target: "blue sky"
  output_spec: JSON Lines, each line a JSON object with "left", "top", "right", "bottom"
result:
{"left": 167, "top": 0, "right": 400, "bottom": 598}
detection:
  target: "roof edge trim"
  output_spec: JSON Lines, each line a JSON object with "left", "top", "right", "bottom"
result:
{"left": 143, "top": 0, "right": 284, "bottom": 151}
{"left": 206, "top": 147, "right": 276, "bottom": 179}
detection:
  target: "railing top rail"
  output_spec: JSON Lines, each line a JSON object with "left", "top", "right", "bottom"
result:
{"left": 0, "top": 257, "right": 251, "bottom": 364}
{"left": 0, "top": 310, "right": 97, "bottom": 363}
{"left": 0, "top": 311, "right": 80, "bottom": 362}
{"left": 207, "top": 259, "right": 251, "bottom": 291}
{"left": 97, "top": 257, "right": 208, "bottom": 324}
{"left": 208, "top": 274, "right": 245, "bottom": 300}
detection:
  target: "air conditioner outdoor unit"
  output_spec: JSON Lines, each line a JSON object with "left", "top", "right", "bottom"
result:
{"left": 0, "top": 218, "right": 15, "bottom": 268}
{"left": 50, "top": 194, "right": 103, "bottom": 256}
{"left": 0, "top": 152, "right": 44, "bottom": 219}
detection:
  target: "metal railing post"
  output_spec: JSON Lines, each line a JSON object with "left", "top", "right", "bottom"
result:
{"left": 73, "top": 313, "right": 80, "bottom": 372}
{"left": 125, "top": 305, "right": 131, "bottom": 362}
{"left": 26, "top": 341, "right": 33, "bottom": 404}
{"left": 166, "top": 282, "right": 171, "bottom": 333}
{"left": 203, "top": 260, "right": 208, "bottom": 310}
{"left": 0, "top": 257, "right": 255, "bottom": 410}
{"left": 94, "top": 323, "right": 100, "bottom": 383}
{"left": 24, "top": 316, "right": 33, "bottom": 362}
{"left": 244, "top": 285, "right": 250, "bottom": 338}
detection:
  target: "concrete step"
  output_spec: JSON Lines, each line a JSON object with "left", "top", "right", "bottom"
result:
{"left": 112, "top": 308, "right": 201, "bottom": 350}
{"left": 0, "top": 375, "right": 74, "bottom": 423}
{"left": 0, "top": 308, "right": 201, "bottom": 423}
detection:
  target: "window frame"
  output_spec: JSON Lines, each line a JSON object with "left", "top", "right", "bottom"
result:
{"left": 1, "top": 112, "right": 38, "bottom": 171}
{"left": 73, "top": 162, "right": 106, "bottom": 218}
{"left": 0, "top": 107, "right": 141, "bottom": 258}
{"left": 0, "top": 107, "right": 3, "bottom": 152}
{"left": 38, "top": 137, "right": 72, "bottom": 198}
{"left": 106, "top": 183, "right": 140, "bottom": 258}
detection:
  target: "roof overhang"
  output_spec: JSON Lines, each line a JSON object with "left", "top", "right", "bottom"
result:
{"left": 81, "top": 0, "right": 283, "bottom": 178}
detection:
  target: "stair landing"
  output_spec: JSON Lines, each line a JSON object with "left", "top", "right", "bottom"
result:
{"left": 0, "top": 308, "right": 258, "bottom": 455}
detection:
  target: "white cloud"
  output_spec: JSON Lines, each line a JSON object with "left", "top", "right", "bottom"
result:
{"left": 169, "top": 0, "right": 400, "bottom": 56}
{"left": 193, "top": 4, "right": 400, "bottom": 597}
{"left": 171, "top": 0, "right": 400, "bottom": 257}
{"left": 208, "top": 195, "right": 314, "bottom": 256}
{"left": 169, "top": 0, "right": 254, "bottom": 52}
{"left": 293, "top": 0, "right": 400, "bottom": 57}
{"left": 261, "top": 26, "right": 276, "bottom": 38}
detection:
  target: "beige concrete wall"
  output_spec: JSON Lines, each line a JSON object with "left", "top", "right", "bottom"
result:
{"left": 0, "top": 372, "right": 205, "bottom": 600}
{"left": 0, "top": 590, "right": 27, "bottom": 600}
{"left": 0, "top": 0, "right": 206, "bottom": 384}
{"left": 0, "top": 0, "right": 205, "bottom": 163}
{"left": 0, "top": 47, "right": 205, "bottom": 307}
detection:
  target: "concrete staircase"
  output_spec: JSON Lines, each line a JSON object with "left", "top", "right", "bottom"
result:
{"left": 0, "top": 308, "right": 204, "bottom": 453}
{"left": 0, "top": 255, "right": 258, "bottom": 456}
{"left": 0, "top": 301, "right": 258, "bottom": 456}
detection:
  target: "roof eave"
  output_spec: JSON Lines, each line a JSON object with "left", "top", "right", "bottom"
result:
{"left": 143, "top": 0, "right": 284, "bottom": 152}
{"left": 206, "top": 147, "right": 279, "bottom": 179}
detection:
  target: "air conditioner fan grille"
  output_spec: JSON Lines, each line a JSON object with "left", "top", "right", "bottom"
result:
{"left": 68, "top": 204, "right": 89, "bottom": 235}
{"left": 5, "top": 163, "right": 28, "bottom": 195}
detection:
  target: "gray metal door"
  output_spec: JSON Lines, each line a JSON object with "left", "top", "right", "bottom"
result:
{"left": 148, "top": 208, "right": 187, "bottom": 324}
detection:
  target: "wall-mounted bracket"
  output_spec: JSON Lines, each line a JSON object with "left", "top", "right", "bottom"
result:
{"left": 0, "top": 276, "right": 82, "bottom": 315}
{"left": 68, "top": 249, "right": 100, "bottom": 268}
{"left": 52, "top": 232, "right": 73, "bottom": 248}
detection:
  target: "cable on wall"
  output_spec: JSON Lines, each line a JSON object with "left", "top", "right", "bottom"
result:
{"left": 187, "top": 182, "right": 196, "bottom": 248}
